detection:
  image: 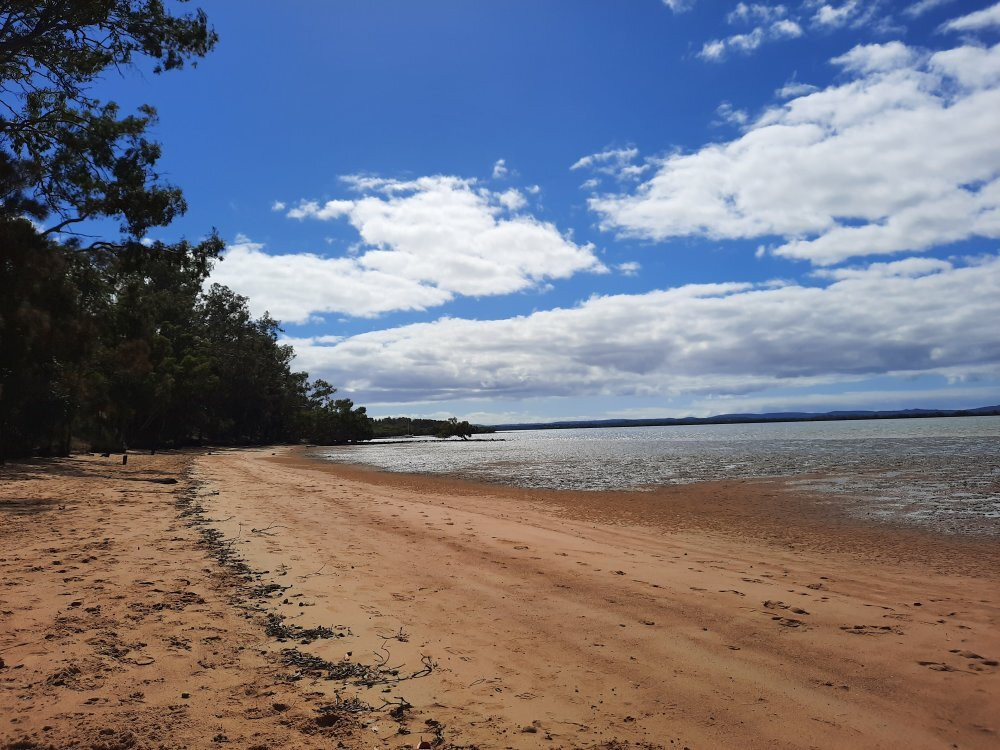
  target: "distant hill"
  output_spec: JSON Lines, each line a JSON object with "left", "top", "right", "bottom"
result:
{"left": 489, "top": 404, "right": 1000, "bottom": 431}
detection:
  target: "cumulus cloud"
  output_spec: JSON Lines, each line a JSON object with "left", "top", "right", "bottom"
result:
{"left": 812, "top": 2, "right": 862, "bottom": 28}
{"left": 830, "top": 40, "right": 917, "bottom": 73}
{"left": 492, "top": 158, "right": 508, "bottom": 179}
{"left": 286, "top": 256, "right": 1000, "bottom": 403}
{"left": 209, "top": 237, "right": 452, "bottom": 322}
{"left": 584, "top": 38, "right": 1000, "bottom": 265}
{"left": 940, "top": 1, "right": 1000, "bottom": 31}
{"left": 288, "top": 175, "right": 604, "bottom": 296}
{"left": 773, "top": 18, "right": 805, "bottom": 36}
{"left": 212, "top": 176, "right": 605, "bottom": 323}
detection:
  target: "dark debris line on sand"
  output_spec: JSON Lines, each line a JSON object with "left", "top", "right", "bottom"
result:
{"left": 174, "top": 471, "right": 663, "bottom": 750}
{"left": 173, "top": 478, "right": 463, "bottom": 746}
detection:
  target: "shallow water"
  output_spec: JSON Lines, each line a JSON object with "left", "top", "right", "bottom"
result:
{"left": 315, "top": 416, "right": 1000, "bottom": 535}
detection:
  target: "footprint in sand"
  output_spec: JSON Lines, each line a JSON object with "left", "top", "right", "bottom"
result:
{"left": 763, "top": 601, "right": 810, "bottom": 615}
{"left": 917, "top": 660, "right": 957, "bottom": 672}
{"left": 773, "top": 617, "right": 805, "bottom": 628}
{"left": 948, "top": 649, "right": 999, "bottom": 669}
{"left": 840, "top": 624, "right": 901, "bottom": 635}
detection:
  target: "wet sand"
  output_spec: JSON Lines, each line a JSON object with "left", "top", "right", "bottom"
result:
{"left": 2, "top": 446, "right": 998, "bottom": 749}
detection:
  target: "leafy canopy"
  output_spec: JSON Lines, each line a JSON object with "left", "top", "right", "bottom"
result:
{"left": 0, "top": 1, "right": 217, "bottom": 238}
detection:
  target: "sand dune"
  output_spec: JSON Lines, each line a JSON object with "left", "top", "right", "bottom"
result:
{"left": 2, "top": 447, "right": 998, "bottom": 749}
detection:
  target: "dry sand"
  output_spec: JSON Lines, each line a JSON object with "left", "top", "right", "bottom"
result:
{"left": 2, "top": 446, "right": 998, "bottom": 749}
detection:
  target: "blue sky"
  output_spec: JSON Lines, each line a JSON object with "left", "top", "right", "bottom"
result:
{"left": 97, "top": 0, "right": 1000, "bottom": 422}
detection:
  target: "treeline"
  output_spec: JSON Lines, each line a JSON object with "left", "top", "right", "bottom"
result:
{"left": 373, "top": 416, "right": 494, "bottom": 440}
{"left": 0, "top": 229, "right": 373, "bottom": 457}
{"left": 0, "top": 2, "right": 377, "bottom": 458}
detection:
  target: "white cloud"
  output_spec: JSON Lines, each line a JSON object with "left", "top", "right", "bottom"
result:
{"left": 940, "top": 2, "right": 1000, "bottom": 32}
{"left": 729, "top": 27, "right": 765, "bottom": 52}
{"left": 570, "top": 147, "right": 640, "bottom": 172}
{"left": 617, "top": 261, "right": 641, "bottom": 276}
{"left": 286, "top": 198, "right": 353, "bottom": 220}
{"left": 213, "top": 176, "right": 605, "bottom": 323}
{"left": 715, "top": 101, "right": 749, "bottom": 127}
{"left": 286, "top": 256, "right": 1000, "bottom": 403}
{"left": 271, "top": 200, "right": 286, "bottom": 212}
{"left": 904, "top": 0, "right": 954, "bottom": 18}
{"left": 571, "top": 147, "right": 650, "bottom": 184}
{"left": 830, "top": 41, "right": 918, "bottom": 73}
{"left": 492, "top": 158, "right": 508, "bottom": 179}
{"left": 809, "top": 256, "right": 953, "bottom": 280}
{"left": 496, "top": 188, "right": 527, "bottom": 211}
{"left": 772, "top": 19, "right": 804, "bottom": 37}
{"left": 776, "top": 81, "right": 819, "bottom": 98}
{"left": 699, "top": 39, "right": 727, "bottom": 60}
{"left": 812, "top": 2, "right": 860, "bottom": 28}
{"left": 699, "top": 0, "right": 901, "bottom": 62}
{"left": 585, "top": 39, "right": 1000, "bottom": 265}
{"left": 662, "top": 0, "right": 695, "bottom": 11}
{"left": 209, "top": 237, "right": 452, "bottom": 322}
{"left": 930, "top": 41, "right": 1000, "bottom": 87}
{"left": 288, "top": 175, "right": 604, "bottom": 297}
{"left": 698, "top": 18, "right": 802, "bottom": 61}
{"left": 728, "top": 3, "right": 788, "bottom": 24}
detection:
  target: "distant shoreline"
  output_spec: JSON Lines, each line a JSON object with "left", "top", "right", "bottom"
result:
{"left": 489, "top": 404, "right": 1000, "bottom": 431}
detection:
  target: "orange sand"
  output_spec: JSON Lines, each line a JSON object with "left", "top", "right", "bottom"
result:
{"left": 2, "top": 446, "right": 998, "bottom": 749}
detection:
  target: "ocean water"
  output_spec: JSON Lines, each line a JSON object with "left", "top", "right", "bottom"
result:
{"left": 314, "top": 416, "right": 1000, "bottom": 534}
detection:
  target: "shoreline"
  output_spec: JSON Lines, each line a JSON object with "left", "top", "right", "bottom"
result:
{"left": 3, "top": 447, "right": 998, "bottom": 749}
{"left": 299, "top": 448, "right": 1000, "bottom": 577}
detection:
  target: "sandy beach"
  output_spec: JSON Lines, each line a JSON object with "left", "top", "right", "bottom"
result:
{"left": 2, "top": 447, "right": 998, "bottom": 749}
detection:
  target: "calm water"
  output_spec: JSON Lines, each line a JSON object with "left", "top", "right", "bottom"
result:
{"left": 315, "top": 416, "right": 1000, "bottom": 535}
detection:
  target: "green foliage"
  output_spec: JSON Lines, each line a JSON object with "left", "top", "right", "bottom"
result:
{"left": 435, "top": 416, "right": 473, "bottom": 440}
{"left": 0, "top": 218, "right": 99, "bottom": 455}
{"left": 301, "top": 379, "right": 374, "bottom": 445}
{"left": 373, "top": 416, "right": 490, "bottom": 440}
{"left": 0, "top": 223, "right": 342, "bottom": 457}
{"left": 0, "top": 1, "right": 217, "bottom": 236}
